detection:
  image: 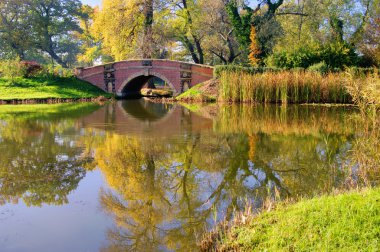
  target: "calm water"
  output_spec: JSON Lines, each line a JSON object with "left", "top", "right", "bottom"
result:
{"left": 0, "top": 100, "right": 377, "bottom": 251}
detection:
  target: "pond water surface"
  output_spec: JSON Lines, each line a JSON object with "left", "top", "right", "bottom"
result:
{"left": 0, "top": 100, "right": 377, "bottom": 251}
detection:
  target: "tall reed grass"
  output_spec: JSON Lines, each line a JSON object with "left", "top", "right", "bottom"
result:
{"left": 219, "top": 70, "right": 355, "bottom": 104}
{"left": 345, "top": 70, "right": 380, "bottom": 113}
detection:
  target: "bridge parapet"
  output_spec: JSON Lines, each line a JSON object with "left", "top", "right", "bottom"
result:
{"left": 76, "top": 60, "right": 214, "bottom": 97}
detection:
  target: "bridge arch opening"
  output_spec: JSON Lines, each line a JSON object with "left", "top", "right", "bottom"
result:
{"left": 118, "top": 72, "right": 177, "bottom": 99}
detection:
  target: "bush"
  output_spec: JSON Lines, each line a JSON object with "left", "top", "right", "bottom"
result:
{"left": 0, "top": 58, "right": 28, "bottom": 81}
{"left": 214, "top": 65, "right": 281, "bottom": 77}
{"left": 266, "top": 43, "right": 360, "bottom": 69}
{"left": 37, "top": 64, "right": 74, "bottom": 79}
{"left": 20, "top": 61, "right": 43, "bottom": 77}
{"left": 308, "top": 61, "right": 330, "bottom": 74}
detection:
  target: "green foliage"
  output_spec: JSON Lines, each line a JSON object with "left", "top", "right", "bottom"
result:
{"left": 265, "top": 45, "right": 320, "bottom": 69}
{"left": 225, "top": 2, "right": 253, "bottom": 50}
{"left": 0, "top": 58, "right": 27, "bottom": 81}
{"left": 266, "top": 43, "right": 359, "bottom": 69}
{"left": 214, "top": 65, "right": 281, "bottom": 77}
{"left": 321, "top": 42, "right": 359, "bottom": 68}
{"left": 308, "top": 61, "right": 330, "bottom": 74}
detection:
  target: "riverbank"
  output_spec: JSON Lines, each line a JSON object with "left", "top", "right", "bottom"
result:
{"left": 200, "top": 187, "right": 380, "bottom": 251}
{"left": 0, "top": 76, "right": 112, "bottom": 104}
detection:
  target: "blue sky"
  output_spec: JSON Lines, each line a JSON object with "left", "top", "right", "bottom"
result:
{"left": 81, "top": 0, "right": 101, "bottom": 7}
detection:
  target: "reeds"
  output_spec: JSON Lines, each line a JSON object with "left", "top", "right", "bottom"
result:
{"left": 345, "top": 69, "right": 380, "bottom": 113}
{"left": 219, "top": 70, "right": 352, "bottom": 104}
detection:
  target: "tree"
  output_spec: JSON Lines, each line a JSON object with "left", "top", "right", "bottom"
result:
{"left": 168, "top": 0, "right": 205, "bottom": 64}
{"left": 142, "top": 0, "right": 154, "bottom": 58}
{"left": 249, "top": 25, "right": 261, "bottom": 66}
{"left": 75, "top": 5, "right": 106, "bottom": 66}
{"left": 225, "top": 0, "right": 285, "bottom": 62}
{"left": 265, "top": 0, "right": 372, "bottom": 68}
{"left": 358, "top": 0, "right": 380, "bottom": 66}
{"left": 27, "top": 0, "right": 83, "bottom": 68}
{"left": 199, "top": 0, "right": 242, "bottom": 64}
{"left": 92, "top": 0, "right": 165, "bottom": 61}
{"left": 0, "top": 0, "right": 32, "bottom": 59}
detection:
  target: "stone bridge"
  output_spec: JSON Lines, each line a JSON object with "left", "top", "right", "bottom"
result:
{"left": 75, "top": 60, "right": 214, "bottom": 97}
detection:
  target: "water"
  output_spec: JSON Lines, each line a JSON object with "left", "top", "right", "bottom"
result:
{"left": 0, "top": 100, "right": 377, "bottom": 251}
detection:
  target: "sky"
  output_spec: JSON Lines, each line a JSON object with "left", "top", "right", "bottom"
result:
{"left": 81, "top": 0, "right": 101, "bottom": 7}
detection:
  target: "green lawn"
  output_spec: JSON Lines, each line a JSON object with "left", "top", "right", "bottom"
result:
{"left": 0, "top": 76, "right": 111, "bottom": 100}
{"left": 210, "top": 188, "right": 380, "bottom": 251}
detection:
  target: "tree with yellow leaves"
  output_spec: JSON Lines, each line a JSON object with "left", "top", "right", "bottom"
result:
{"left": 249, "top": 25, "right": 261, "bottom": 66}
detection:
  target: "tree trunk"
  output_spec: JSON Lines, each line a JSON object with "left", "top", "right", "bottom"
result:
{"left": 143, "top": 0, "right": 154, "bottom": 59}
{"left": 181, "top": 0, "right": 204, "bottom": 64}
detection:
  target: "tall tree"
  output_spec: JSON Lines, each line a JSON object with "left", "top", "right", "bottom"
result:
{"left": 75, "top": 5, "right": 106, "bottom": 66}
{"left": 142, "top": 0, "right": 154, "bottom": 58}
{"left": 249, "top": 25, "right": 261, "bottom": 66}
{"left": 0, "top": 0, "right": 31, "bottom": 59}
{"left": 92, "top": 0, "right": 164, "bottom": 61}
{"left": 225, "top": 0, "right": 285, "bottom": 61}
{"left": 200, "top": 0, "right": 242, "bottom": 64}
{"left": 358, "top": 0, "right": 380, "bottom": 66}
{"left": 28, "top": 0, "right": 83, "bottom": 68}
{"left": 169, "top": 0, "right": 205, "bottom": 64}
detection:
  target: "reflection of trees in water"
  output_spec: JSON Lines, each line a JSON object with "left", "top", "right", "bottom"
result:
{"left": 0, "top": 104, "right": 100, "bottom": 206}
{"left": 93, "top": 126, "right": 353, "bottom": 250}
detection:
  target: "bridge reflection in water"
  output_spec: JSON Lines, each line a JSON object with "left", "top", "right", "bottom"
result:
{"left": 81, "top": 99, "right": 213, "bottom": 136}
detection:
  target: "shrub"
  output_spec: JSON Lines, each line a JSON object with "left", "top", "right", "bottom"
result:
{"left": 266, "top": 43, "right": 360, "bottom": 69}
{"left": 20, "top": 61, "right": 43, "bottom": 77}
{"left": 214, "top": 65, "right": 281, "bottom": 77}
{"left": 36, "top": 64, "right": 74, "bottom": 79}
{"left": 345, "top": 69, "right": 380, "bottom": 113}
{"left": 308, "top": 61, "right": 330, "bottom": 75}
{"left": 0, "top": 58, "right": 28, "bottom": 81}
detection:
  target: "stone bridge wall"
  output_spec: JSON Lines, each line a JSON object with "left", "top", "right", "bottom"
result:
{"left": 75, "top": 60, "right": 214, "bottom": 96}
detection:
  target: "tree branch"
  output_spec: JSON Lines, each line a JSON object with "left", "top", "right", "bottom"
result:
{"left": 276, "top": 12, "right": 308, "bottom": 16}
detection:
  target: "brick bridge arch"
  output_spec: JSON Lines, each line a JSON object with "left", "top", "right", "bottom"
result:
{"left": 75, "top": 60, "right": 214, "bottom": 97}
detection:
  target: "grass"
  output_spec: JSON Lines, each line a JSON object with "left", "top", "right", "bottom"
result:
{"left": 345, "top": 70, "right": 380, "bottom": 113}
{"left": 200, "top": 188, "right": 380, "bottom": 251}
{"left": 176, "top": 81, "right": 217, "bottom": 102}
{"left": 0, "top": 76, "right": 112, "bottom": 101}
{"left": 220, "top": 70, "right": 353, "bottom": 104}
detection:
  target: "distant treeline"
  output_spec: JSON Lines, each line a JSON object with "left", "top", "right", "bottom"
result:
{"left": 0, "top": 0, "right": 379, "bottom": 69}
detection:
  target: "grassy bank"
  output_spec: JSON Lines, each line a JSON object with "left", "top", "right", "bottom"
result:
{"left": 200, "top": 188, "right": 380, "bottom": 251}
{"left": 0, "top": 76, "right": 111, "bottom": 101}
{"left": 176, "top": 79, "right": 218, "bottom": 102}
